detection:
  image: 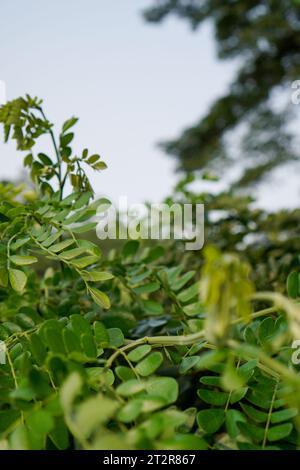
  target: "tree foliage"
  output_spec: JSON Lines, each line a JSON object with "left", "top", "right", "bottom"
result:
{"left": 0, "top": 96, "right": 300, "bottom": 450}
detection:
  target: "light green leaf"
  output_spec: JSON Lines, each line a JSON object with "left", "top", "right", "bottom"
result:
{"left": 93, "top": 321, "right": 109, "bottom": 347}
{"left": 127, "top": 345, "right": 152, "bottom": 362}
{"left": 82, "top": 271, "right": 114, "bottom": 282}
{"left": 70, "top": 255, "right": 99, "bottom": 269}
{"left": 116, "top": 379, "right": 146, "bottom": 397}
{"left": 107, "top": 328, "right": 124, "bottom": 347}
{"left": 118, "top": 400, "right": 143, "bottom": 423}
{"left": 60, "top": 372, "right": 82, "bottom": 413}
{"left": 135, "top": 352, "right": 163, "bottom": 377}
{"left": 59, "top": 247, "right": 86, "bottom": 260}
{"left": 49, "top": 239, "right": 74, "bottom": 253}
{"left": 9, "top": 269, "right": 27, "bottom": 293}
{"left": 180, "top": 356, "right": 200, "bottom": 374}
{"left": 89, "top": 287, "right": 111, "bottom": 309}
{"left": 146, "top": 377, "right": 178, "bottom": 404}
{"left": 10, "top": 255, "right": 38, "bottom": 266}
{"left": 75, "top": 395, "right": 117, "bottom": 438}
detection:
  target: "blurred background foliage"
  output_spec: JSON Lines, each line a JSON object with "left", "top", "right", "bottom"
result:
{"left": 143, "top": 0, "right": 300, "bottom": 188}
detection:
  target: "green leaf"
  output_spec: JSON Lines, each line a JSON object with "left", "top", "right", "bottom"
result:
{"left": 0, "top": 267, "right": 8, "bottom": 287}
{"left": 133, "top": 281, "right": 160, "bottom": 295}
{"left": 60, "top": 132, "right": 74, "bottom": 147}
{"left": 141, "top": 299, "right": 163, "bottom": 315}
{"left": 27, "top": 410, "right": 54, "bottom": 436}
{"left": 82, "top": 271, "right": 114, "bottom": 282}
{"left": 9, "top": 269, "right": 27, "bottom": 293}
{"left": 16, "top": 313, "right": 35, "bottom": 329}
{"left": 143, "top": 245, "right": 165, "bottom": 263}
{"left": 60, "top": 372, "right": 82, "bottom": 412}
{"left": 107, "top": 328, "right": 124, "bottom": 347}
{"left": 267, "top": 423, "right": 293, "bottom": 442}
{"left": 93, "top": 321, "right": 109, "bottom": 347}
{"left": 225, "top": 409, "right": 246, "bottom": 439}
{"left": 10, "top": 237, "right": 30, "bottom": 250}
{"left": 116, "top": 379, "right": 146, "bottom": 397}
{"left": 146, "top": 377, "right": 178, "bottom": 404}
{"left": 49, "top": 419, "right": 69, "bottom": 450}
{"left": 199, "top": 375, "right": 221, "bottom": 386}
{"left": 195, "top": 350, "right": 226, "bottom": 370}
{"left": 71, "top": 222, "right": 97, "bottom": 233}
{"left": 171, "top": 271, "right": 195, "bottom": 291}
{"left": 45, "top": 327, "right": 66, "bottom": 354}
{"left": 37, "top": 153, "right": 53, "bottom": 166}
{"left": 70, "top": 314, "right": 91, "bottom": 336}
{"left": 74, "top": 395, "right": 117, "bottom": 438}
{"left": 62, "top": 117, "right": 78, "bottom": 133}
{"left": 180, "top": 356, "right": 200, "bottom": 374}
{"left": 41, "top": 231, "right": 64, "bottom": 248}
{"left": 258, "top": 317, "right": 277, "bottom": 345}
{"left": 270, "top": 408, "right": 298, "bottom": 424}
{"left": 197, "top": 409, "right": 225, "bottom": 434}
{"left": 115, "top": 366, "right": 136, "bottom": 381}
{"left": 9, "top": 425, "right": 30, "bottom": 450}
{"left": 287, "top": 271, "right": 299, "bottom": 298}
{"left": 240, "top": 403, "right": 268, "bottom": 423}
{"left": 81, "top": 333, "right": 97, "bottom": 358}
{"left": 63, "top": 329, "right": 82, "bottom": 354}
{"left": 222, "top": 361, "right": 246, "bottom": 391}
{"left": 230, "top": 387, "right": 248, "bottom": 404}
{"left": 197, "top": 389, "right": 228, "bottom": 406}
{"left": 87, "top": 368, "right": 114, "bottom": 389}
{"left": 89, "top": 287, "right": 111, "bottom": 309}
{"left": 74, "top": 191, "right": 93, "bottom": 209}
{"left": 87, "top": 154, "right": 100, "bottom": 164}
{"left": 10, "top": 255, "right": 38, "bottom": 266}
{"left": 238, "top": 422, "right": 265, "bottom": 442}
{"left": 49, "top": 239, "right": 74, "bottom": 253}
{"left": 0, "top": 410, "right": 20, "bottom": 433}
{"left": 135, "top": 352, "right": 163, "bottom": 377}
{"left": 177, "top": 282, "right": 199, "bottom": 303}
{"left": 70, "top": 255, "right": 99, "bottom": 269}
{"left": 59, "top": 247, "right": 86, "bottom": 260}
{"left": 127, "top": 345, "right": 152, "bottom": 362}
{"left": 93, "top": 161, "right": 107, "bottom": 170}
{"left": 118, "top": 400, "right": 143, "bottom": 423}
{"left": 183, "top": 302, "right": 204, "bottom": 317}
{"left": 122, "top": 240, "right": 139, "bottom": 257}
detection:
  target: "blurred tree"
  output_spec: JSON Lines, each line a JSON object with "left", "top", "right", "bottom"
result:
{"left": 143, "top": 0, "right": 300, "bottom": 187}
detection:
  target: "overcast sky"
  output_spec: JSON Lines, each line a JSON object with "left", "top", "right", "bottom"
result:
{"left": 1, "top": 0, "right": 299, "bottom": 210}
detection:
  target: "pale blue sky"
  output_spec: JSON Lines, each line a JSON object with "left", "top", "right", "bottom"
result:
{"left": 1, "top": 0, "right": 298, "bottom": 209}
{"left": 0, "top": 0, "right": 236, "bottom": 202}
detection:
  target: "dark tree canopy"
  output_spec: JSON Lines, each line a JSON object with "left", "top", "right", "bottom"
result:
{"left": 143, "top": 0, "right": 300, "bottom": 186}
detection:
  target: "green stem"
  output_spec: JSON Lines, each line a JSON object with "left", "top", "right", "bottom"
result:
{"left": 106, "top": 306, "right": 278, "bottom": 368}
{"left": 37, "top": 106, "right": 63, "bottom": 199}
{"left": 262, "top": 378, "right": 279, "bottom": 449}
